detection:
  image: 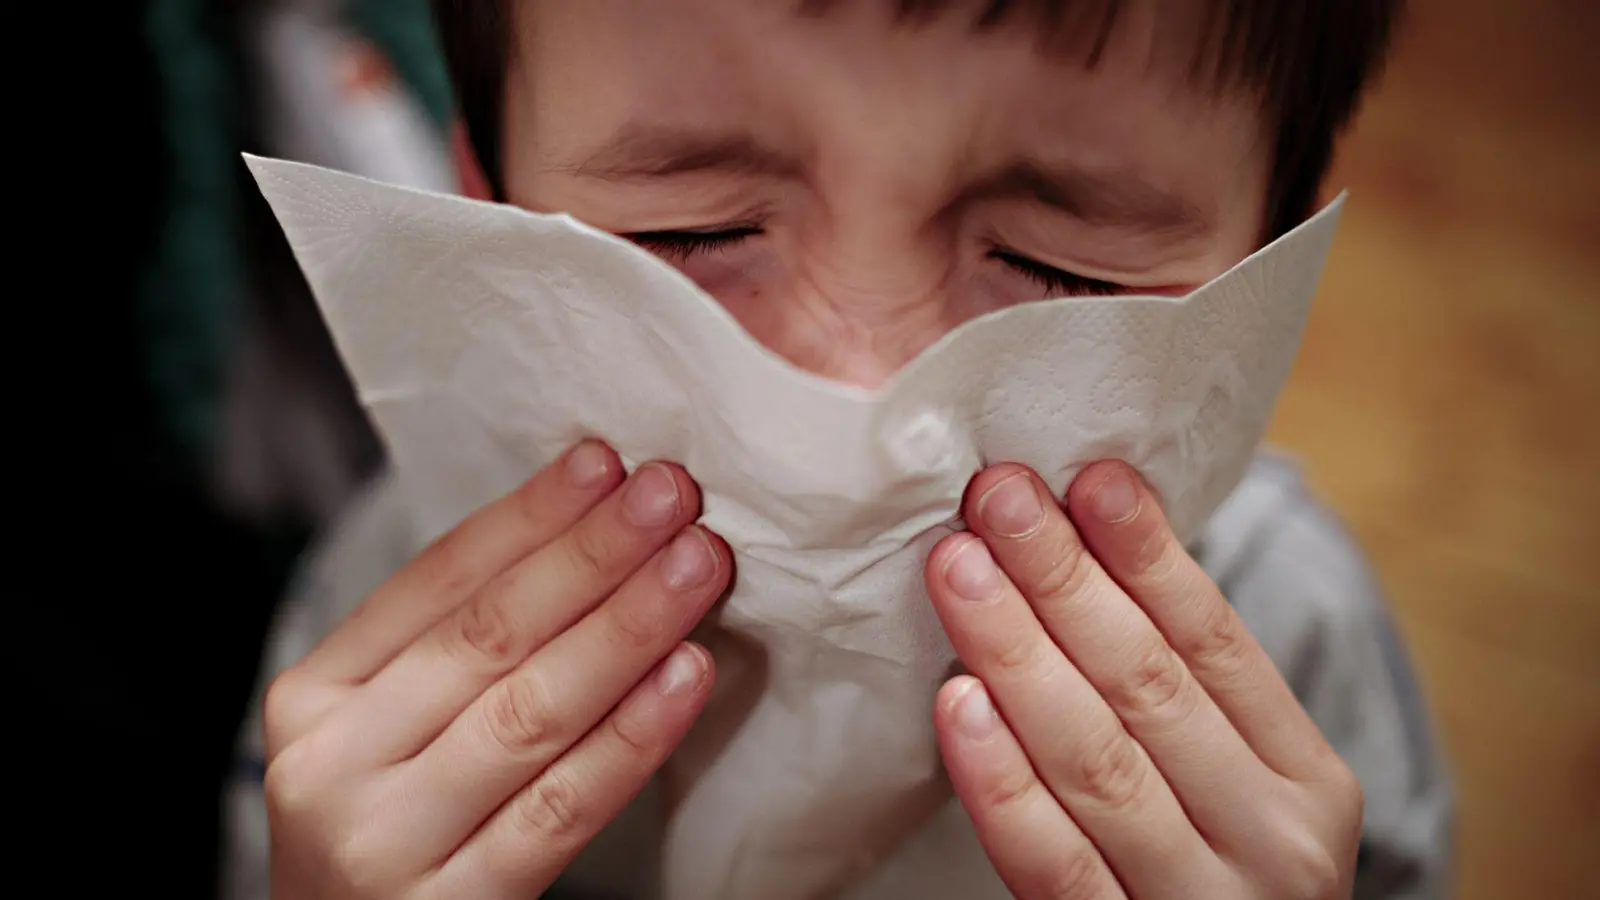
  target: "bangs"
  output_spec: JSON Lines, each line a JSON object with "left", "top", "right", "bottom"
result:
{"left": 800, "top": 0, "right": 1127, "bottom": 67}
{"left": 794, "top": 0, "right": 1399, "bottom": 237}
{"left": 435, "top": 0, "right": 1400, "bottom": 238}
{"left": 796, "top": 0, "right": 1391, "bottom": 128}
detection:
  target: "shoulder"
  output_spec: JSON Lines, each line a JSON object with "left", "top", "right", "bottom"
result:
{"left": 1200, "top": 455, "right": 1454, "bottom": 899}
{"left": 1197, "top": 451, "right": 1442, "bottom": 783}
{"left": 1203, "top": 451, "right": 1427, "bottom": 717}
{"left": 1197, "top": 451, "right": 1376, "bottom": 599}
{"left": 1195, "top": 451, "right": 1393, "bottom": 679}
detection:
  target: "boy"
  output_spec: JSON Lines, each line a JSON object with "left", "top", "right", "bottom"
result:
{"left": 226, "top": 2, "right": 1452, "bottom": 898}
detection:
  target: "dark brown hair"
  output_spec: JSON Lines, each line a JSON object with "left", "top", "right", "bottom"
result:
{"left": 430, "top": 0, "right": 1402, "bottom": 240}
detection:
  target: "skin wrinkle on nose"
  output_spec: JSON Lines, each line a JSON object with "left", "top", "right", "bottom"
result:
{"left": 781, "top": 239, "right": 962, "bottom": 387}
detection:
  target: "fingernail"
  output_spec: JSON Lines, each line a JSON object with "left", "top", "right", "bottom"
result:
{"left": 657, "top": 644, "right": 707, "bottom": 697}
{"left": 1091, "top": 467, "right": 1141, "bottom": 524}
{"left": 954, "top": 677, "right": 999, "bottom": 740}
{"left": 945, "top": 537, "right": 1002, "bottom": 602}
{"left": 565, "top": 441, "right": 611, "bottom": 488}
{"left": 661, "top": 528, "right": 716, "bottom": 591}
{"left": 978, "top": 472, "right": 1045, "bottom": 539}
{"left": 623, "top": 464, "right": 681, "bottom": 527}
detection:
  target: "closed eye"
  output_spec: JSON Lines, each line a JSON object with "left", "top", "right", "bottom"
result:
{"left": 625, "top": 226, "right": 763, "bottom": 261}
{"left": 624, "top": 228, "right": 1128, "bottom": 298}
{"left": 988, "top": 249, "right": 1125, "bottom": 297}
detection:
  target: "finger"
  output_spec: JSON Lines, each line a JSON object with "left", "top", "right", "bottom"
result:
{"left": 342, "top": 463, "right": 703, "bottom": 763}
{"left": 967, "top": 465, "right": 1279, "bottom": 845}
{"left": 926, "top": 534, "right": 1218, "bottom": 896}
{"left": 935, "top": 676, "right": 1127, "bottom": 900}
{"left": 297, "top": 441, "right": 623, "bottom": 684}
{"left": 1068, "top": 461, "right": 1333, "bottom": 780}
{"left": 396, "top": 526, "right": 729, "bottom": 850}
{"left": 265, "top": 443, "right": 624, "bottom": 751}
{"left": 422, "top": 642, "right": 714, "bottom": 900}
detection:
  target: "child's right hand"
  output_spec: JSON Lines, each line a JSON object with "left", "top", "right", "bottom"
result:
{"left": 261, "top": 441, "right": 728, "bottom": 900}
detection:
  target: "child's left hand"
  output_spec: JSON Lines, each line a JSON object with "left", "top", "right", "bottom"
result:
{"left": 924, "top": 461, "right": 1364, "bottom": 900}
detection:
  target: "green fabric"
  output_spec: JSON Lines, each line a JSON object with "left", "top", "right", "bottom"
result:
{"left": 140, "top": 0, "right": 248, "bottom": 473}
{"left": 136, "top": 0, "right": 452, "bottom": 475}
{"left": 347, "top": 0, "right": 456, "bottom": 130}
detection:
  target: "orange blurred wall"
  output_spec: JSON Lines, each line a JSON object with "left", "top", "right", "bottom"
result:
{"left": 1268, "top": 2, "right": 1600, "bottom": 897}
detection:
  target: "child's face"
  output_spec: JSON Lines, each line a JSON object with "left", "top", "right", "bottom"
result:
{"left": 502, "top": 0, "right": 1271, "bottom": 387}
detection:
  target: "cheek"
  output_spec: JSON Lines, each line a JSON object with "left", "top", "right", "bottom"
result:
{"left": 675, "top": 252, "right": 778, "bottom": 302}
{"left": 970, "top": 267, "right": 1058, "bottom": 310}
{"left": 673, "top": 251, "right": 815, "bottom": 360}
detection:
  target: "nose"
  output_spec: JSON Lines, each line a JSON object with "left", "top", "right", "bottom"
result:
{"left": 739, "top": 250, "right": 958, "bottom": 389}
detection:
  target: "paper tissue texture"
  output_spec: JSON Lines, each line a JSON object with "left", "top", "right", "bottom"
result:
{"left": 247, "top": 154, "right": 1342, "bottom": 900}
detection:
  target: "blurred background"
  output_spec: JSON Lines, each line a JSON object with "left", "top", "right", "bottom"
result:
{"left": 18, "top": 0, "right": 1594, "bottom": 897}
{"left": 1272, "top": 1, "right": 1599, "bottom": 896}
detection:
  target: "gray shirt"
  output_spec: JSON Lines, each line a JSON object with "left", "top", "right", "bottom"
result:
{"left": 221, "top": 451, "right": 1453, "bottom": 899}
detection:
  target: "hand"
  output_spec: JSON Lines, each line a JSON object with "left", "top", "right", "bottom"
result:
{"left": 925, "top": 462, "right": 1363, "bottom": 899}
{"left": 262, "top": 441, "right": 731, "bottom": 900}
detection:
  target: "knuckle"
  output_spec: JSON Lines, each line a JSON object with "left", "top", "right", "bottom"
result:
{"left": 1179, "top": 604, "right": 1251, "bottom": 677}
{"left": 608, "top": 700, "right": 665, "bottom": 756}
{"left": 601, "top": 595, "right": 664, "bottom": 652}
{"left": 989, "top": 633, "right": 1045, "bottom": 676}
{"left": 564, "top": 521, "right": 620, "bottom": 580}
{"left": 1105, "top": 641, "right": 1194, "bottom": 723}
{"left": 1073, "top": 728, "right": 1148, "bottom": 811}
{"left": 482, "top": 675, "right": 561, "bottom": 756}
{"left": 448, "top": 592, "right": 523, "bottom": 669}
{"left": 261, "top": 759, "right": 306, "bottom": 819}
{"left": 262, "top": 668, "right": 310, "bottom": 737}
{"left": 1270, "top": 826, "right": 1346, "bottom": 900}
{"left": 1320, "top": 757, "right": 1366, "bottom": 828}
{"left": 414, "top": 525, "right": 487, "bottom": 600}
{"left": 1128, "top": 529, "right": 1184, "bottom": 586}
{"left": 512, "top": 473, "right": 555, "bottom": 530}
{"left": 328, "top": 828, "right": 391, "bottom": 896}
{"left": 979, "top": 762, "right": 1039, "bottom": 814}
{"left": 1039, "top": 848, "right": 1108, "bottom": 900}
{"left": 262, "top": 735, "right": 333, "bottom": 821}
{"left": 513, "top": 770, "right": 590, "bottom": 844}
{"left": 1031, "top": 539, "right": 1097, "bottom": 605}
{"left": 1340, "top": 767, "right": 1366, "bottom": 823}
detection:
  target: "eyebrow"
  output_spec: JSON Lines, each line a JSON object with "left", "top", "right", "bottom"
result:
{"left": 962, "top": 162, "right": 1209, "bottom": 237}
{"left": 564, "top": 124, "right": 1208, "bottom": 236}
{"left": 565, "top": 125, "right": 805, "bottom": 181}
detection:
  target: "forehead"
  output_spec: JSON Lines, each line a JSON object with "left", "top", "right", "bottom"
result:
{"left": 511, "top": 0, "right": 1258, "bottom": 135}
{"left": 511, "top": 0, "right": 1254, "bottom": 99}
{"left": 507, "top": 1, "right": 1265, "bottom": 191}
{"left": 800, "top": 0, "right": 1153, "bottom": 65}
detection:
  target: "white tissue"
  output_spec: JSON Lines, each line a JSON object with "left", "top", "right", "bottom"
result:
{"left": 247, "top": 155, "right": 1342, "bottom": 900}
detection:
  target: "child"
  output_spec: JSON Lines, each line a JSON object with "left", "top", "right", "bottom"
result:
{"left": 225, "top": 2, "right": 1452, "bottom": 898}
